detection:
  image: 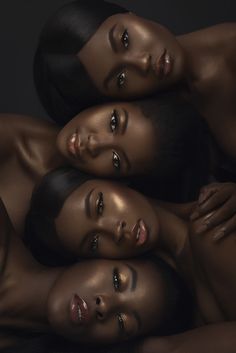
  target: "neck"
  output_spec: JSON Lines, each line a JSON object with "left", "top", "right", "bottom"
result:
{"left": 0, "top": 231, "right": 65, "bottom": 334}
{"left": 177, "top": 26, "right": 220, "bottom": 93}
{"left": 150, "top": 199, "right": 189, "bottom": 269}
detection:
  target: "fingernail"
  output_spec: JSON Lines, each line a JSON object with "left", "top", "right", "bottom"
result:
{"left": 199, "top": 191, "right": 207, "bottom": 205}
{"left": 190, "top": 211, "right": 199, "bottom": 220}
{"left": 195, "top": 223, "right": 208, "bottom": 234}
{"left": 203, "top": 211, "right": 214, "bottom": 221}
{"left": 213, "top": 229, "right": 225, "bottom": 241}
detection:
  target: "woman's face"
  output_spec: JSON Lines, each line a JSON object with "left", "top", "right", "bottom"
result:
{"left": 47, "top": 259, "right": 169, "bottom": 344}
{"left": 57, "top": 102, "right": 157, "bottom": 177}
{"left": 55, "top": 180, "right": 159, "bottom": 258}
{"left": 78, "top": 13, "right": 184, "bottom": 99}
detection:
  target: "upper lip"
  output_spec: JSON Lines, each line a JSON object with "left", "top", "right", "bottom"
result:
{"left": 131, "top": 219, "right": 149, "bottom": 246}
{"left": 67, "top": 130, "right": 84, "bottom": 160}
{"left": 153, "top": 49, "right": 170, "bottom": 78}
{"left": 70, "top": 294, "right": 90, "bottom": 325}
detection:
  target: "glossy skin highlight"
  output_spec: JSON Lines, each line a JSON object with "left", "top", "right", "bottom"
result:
{"left": 55, "top": 179, "right": 159, "bottom": 258}
{"left": 47, "top": 259, "right": 168, "bottom": 344}
{"left": 78, "top": 13, "right": 184, "bottom": 99}
{"left": 57, "top": 102, "right": 157, "bottom": 177}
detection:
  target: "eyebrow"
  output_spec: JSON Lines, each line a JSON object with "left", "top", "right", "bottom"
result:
{"left": 109, "top": 24, "right": 118, "bottom": 53}
{"left": 84, "top": 188, "right": 94, "bottom": 218}
{"left": 120, "top": 108, "right": 128, "bottom": 134}
{"left": 126, "top": 264, "right": 137, "bottom": 291}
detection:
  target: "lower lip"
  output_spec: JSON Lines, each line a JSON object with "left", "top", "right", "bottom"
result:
{"left": 70, "top": 294, "right": 89, "bottom": 325}
{"left": 154, "top": 50, "right": 172, "bottom": 78}
{"left": 67, "top": 132, "right": 80, "bottom": 158}
{"left": 133, "top": 219, "right": 149, "bottom": 246}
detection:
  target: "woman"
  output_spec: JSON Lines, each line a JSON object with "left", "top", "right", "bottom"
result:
{"left": 24, "top": 168, "right": 236, "bottom": 352}
{"left": 24, "top": 167, "right": 236, "bottom": 264}
{"left": 35, "top": 0, "right": 236, "bottom": 166}
{"left": 0, "top": 199, "right": 191, "bottom": 349}
{"left": 0, "top": 93, "right": 207, "bottom": 235}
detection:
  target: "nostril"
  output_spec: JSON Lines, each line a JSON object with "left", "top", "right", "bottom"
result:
{"left": 96, "top": 296, "right": 101, "bottom": 305}
{"left": 121, "top": 221, "right": 126, "bottom": 229}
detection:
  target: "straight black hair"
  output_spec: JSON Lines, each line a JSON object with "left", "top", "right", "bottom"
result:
{"left": 24, "top": 167, "right": 93, "bottom": 266}
{"left": 34, "top": 0, "right": 127, "bottom": 124}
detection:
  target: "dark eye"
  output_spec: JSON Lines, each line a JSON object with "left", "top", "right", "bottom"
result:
{"left": 117, "top": 313, "right": 125, "bottom": 333}
{"left": 121, "top": 29, "right": 129, "bottom": 49}
{"left": 110, "top": 110, "right": 119, "bottom": 133}
{"left": 117, "top": 72, "right": 126, "bottom": 88}
{"left": 112, "top": 151, "right": 120, "bottom": 171}
{"left": 96, "top": 192, "right": 104, "bottom": 215}
{"left": 113, "top": 267, "right": 121, "bottom": 291}
{"left": 90, "top": 234, "right": 99, "bottom": 253}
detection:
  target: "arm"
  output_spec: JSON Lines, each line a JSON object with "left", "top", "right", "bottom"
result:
{"left": 138, "top": 323, "right": 236, "bottom": 353}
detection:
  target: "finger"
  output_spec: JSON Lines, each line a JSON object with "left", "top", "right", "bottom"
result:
{"left": 198, "top": 184, "right": 220, "bottom": 205}
{"left": 200, "top": 198, "right": 236, "bottom": 231}
{"left": 213, "top": 214, "right": 236, "bottom": 241}
{"left": 197, "top": 189, "right": 231, "bottom": 215}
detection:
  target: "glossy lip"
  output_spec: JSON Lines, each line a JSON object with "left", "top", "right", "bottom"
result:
{"left": 70, "top": 294, "right": 90, "bottom": 325}
{"left": 153, "top": 49, "right": 172, "bottom": 79}
{"left": 131, "top": 219, "right": 149, "bottom": 246}
{"left": 67, "top": 130, "right": 83, "bottom": 160}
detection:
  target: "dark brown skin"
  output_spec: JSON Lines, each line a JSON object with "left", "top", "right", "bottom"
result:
{"left": 0, "top": 199, "right": 178, "bottom": 349}
{"left": 0, "top": 114, "right": 65, "bottom": 235}
{"left": 1, "top": 181, "right": 236, "bottom": 350}
{"left": 0, "top": 104, "right": 158, "bottom": 235}
{"left": 79, "top": 14, "right": 236, "bottom": 161}
{"left": 137, "top": 183, "right": 236, "bottom": 353}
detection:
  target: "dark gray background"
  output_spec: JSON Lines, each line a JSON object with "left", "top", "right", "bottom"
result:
{"left": 1, "top": 0, "right": 236, "bottom": 119}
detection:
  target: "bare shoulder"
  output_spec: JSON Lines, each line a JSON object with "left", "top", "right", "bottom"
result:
{"left": 189, "top": 218, "right": 236, "bottom": 319}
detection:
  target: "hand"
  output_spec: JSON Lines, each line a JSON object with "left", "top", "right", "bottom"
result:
{"left": 190, "top": 182, "right": 236, "bottom": 240}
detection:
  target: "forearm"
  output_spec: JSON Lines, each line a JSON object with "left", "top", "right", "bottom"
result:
{"left": 138, "top": 323, "right": 236, "bottom": 353}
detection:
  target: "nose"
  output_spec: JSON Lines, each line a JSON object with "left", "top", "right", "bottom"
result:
{"left": 126, "top": 52, "right": 151, "bottom": 73}
{"left": 86, "top": 133, "right": 114, "bottom": 156}
{"left": 95, "top": 295, "right": 113, "bottom": 321}
{"left": 114, "top": 220, "right": 126, "bottom": 244}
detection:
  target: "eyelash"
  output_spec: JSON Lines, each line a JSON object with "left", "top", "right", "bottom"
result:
{"left": 117, "top": 313, "right": 125, "bottom": 333}
{"left": 117, "top": 71, "right": 126, "bottom": 89}
{"left": 121, "top": 29, "right": 129, "bottom": 49}
{"left": 112, "top": 151, "right": 121, "bottom": 171}
{"left": 110, "top": 109, "right": 119, "bottom": 133}
{"left": 113, "top": 267, "right": 121, "bottom": 291}
{"left": 90, "top": 234, "right": 99, "bottom": 253}
{"left": 96, "top": 192, "right": 104, "bottom": 215}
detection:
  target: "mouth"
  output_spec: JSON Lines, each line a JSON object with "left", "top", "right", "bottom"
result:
{"left": 131, "top": 219, "right": 149, "bottom": 246}
{"left": 153, "top": 49, "right": 172, "bottom": 79}
{"left": 70, "top": 294, "right": 90, "bottom": 325}
{"left": 67, "top": 130, "right": 83, "bottom": 160}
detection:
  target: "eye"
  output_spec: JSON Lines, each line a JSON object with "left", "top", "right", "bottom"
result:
{"left": 112, "top": 151, "right": 121, "bottom": 171}
{"left": 96, "top": 192, "right": 104, "bottom": 216}
{"left": 117, "top": 313, "right": 125, "bottom": 334}
{"left": 110, "top": 110, "right": 119, "bottom": 133}
{"left": 117, "top": 72, "right": 126, "bottom": 89}
{"left": 121, "top": 29, "right": 129, "bottom": 49}
{"left": 113, "top": 267, "right": 121, "bottom": 291}
{"left": 90, "top": 234, "right": 99, "bottom": 253}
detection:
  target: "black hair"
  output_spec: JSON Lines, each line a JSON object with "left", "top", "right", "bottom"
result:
{"left": 24, "top": 167, "right": 93, "bottom": 266}
{"left": 34, "top": 0, "right": 128, "bottom": 125}
{"left": 131, "top": 92, "right": 211, "bottom": 201}
{"left": 1, "top": 257, "right": 192, "bottom": 353}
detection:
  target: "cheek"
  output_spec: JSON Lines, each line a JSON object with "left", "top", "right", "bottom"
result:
{"left": 85, "top": 153, "right": 115, "bottom": 177}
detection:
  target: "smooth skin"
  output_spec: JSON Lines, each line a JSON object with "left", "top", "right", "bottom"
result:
{"left": 79, "top": 13, "right": 236, "bottom": 162}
